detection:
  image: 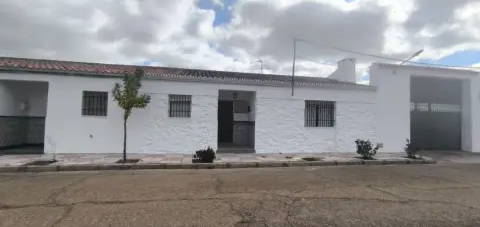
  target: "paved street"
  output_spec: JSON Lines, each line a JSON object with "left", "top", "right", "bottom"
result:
{"left": 1, "top": 163, "right": 480, "bottom": 226}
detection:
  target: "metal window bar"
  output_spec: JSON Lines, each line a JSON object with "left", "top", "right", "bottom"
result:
{"left": 305, "top": 100, "right": 335, "bottom": 127}
{"left": 169, "top": 95, "right": 192, "bottom": 118}
{"left": 82, "top": 91, "right": 108, "bottom": 116}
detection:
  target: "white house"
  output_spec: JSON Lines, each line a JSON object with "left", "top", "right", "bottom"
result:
{"left": 370, "top": 63, "right": 480, "bottom": 153}
{"left": 0, "top": 57, "right": 479, "bottom": 154}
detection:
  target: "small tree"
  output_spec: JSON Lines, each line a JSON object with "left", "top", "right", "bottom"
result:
{"left": 113, "top": 68, "right": 151, "bottom": 162}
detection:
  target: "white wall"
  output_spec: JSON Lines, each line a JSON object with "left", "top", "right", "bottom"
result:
{"left": 462, "top": 80, "right": 472, "bottom": 151}
{"left": 0, "top": 72, "right": 377, "bottom": 154}
{"left": 470, "top": 77, "right": 480, "bottom": 153}
{"left": 255, "top": 87, "right": 377, "bottom": 153}
{"left": 370, "top": 66, "right": 411, "bottom": 152}
{"left": 370, "top": 63, "right": 480, "bottom": 152}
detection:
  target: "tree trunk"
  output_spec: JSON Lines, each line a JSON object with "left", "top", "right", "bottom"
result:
{"left": 123, "top": 117, "right": 127, "bottom": 162}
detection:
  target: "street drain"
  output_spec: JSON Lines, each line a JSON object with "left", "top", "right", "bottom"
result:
{"left": 302, "top": 157, "right": 321, "bottom": 161}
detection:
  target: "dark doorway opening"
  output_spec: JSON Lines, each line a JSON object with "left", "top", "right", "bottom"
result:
{"left": 218, "top": 100, "right": 234, "bottom": 143}
{"left": 0, "top": 80, "right": 48, "bottom": 155}
{"left": 410, "top": 77, "right": 462, "bottom": 150}
{"left": 217, "top": 90, "right": 255, "bottom": 153}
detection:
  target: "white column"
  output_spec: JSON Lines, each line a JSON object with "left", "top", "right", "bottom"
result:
{"left": 470, "top": 77, "right": 480, "bottom": 152}
{"left": 370, "top": 66, "right": 411, "bottom": 152}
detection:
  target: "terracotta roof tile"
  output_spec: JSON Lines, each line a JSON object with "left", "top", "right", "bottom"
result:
{"left": 0, "top": 57, "right": 374, "bottom": 90}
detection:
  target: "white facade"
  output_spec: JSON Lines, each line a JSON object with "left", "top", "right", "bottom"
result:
{"left": 0, "top": 72, "right": 377, "bottom": 154}
{"left": 370, "top": 63, "right": 480, "bottom": 153}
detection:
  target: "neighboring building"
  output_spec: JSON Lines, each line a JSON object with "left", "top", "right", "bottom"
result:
{"left": 370, "top": 63, "right": 480, "bottom": 153}
{"left": 0, "top": 57, "right": 478, "bottom": 154}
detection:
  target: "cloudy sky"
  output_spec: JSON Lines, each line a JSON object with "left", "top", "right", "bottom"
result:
{"left": 0, "top": 0, "right": 479, "bottom": 82}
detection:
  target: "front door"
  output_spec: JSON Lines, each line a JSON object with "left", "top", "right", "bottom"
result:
{"left": 218, "top": 101, "right": 233, "bottom": 143}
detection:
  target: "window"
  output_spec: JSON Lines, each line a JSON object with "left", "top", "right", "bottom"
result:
{"left": 169, "top": 95, "right": 191, "bottom": 117}
{"left": 305, "top": 100, "right": 335, "bottom": 127}
{"left": 82, "top": 91, "right": 108, "bottom": 116}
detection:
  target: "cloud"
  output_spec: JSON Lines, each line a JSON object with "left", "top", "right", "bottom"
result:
{"left": 0, "top": 0, "right": 478, "bottom": 79}
{"left": 472, "top": 62, "right": 480, "bottom": 72}
{"left": 214, "top": 0, "right": 391, "bottom": 75}
{"left": 402, "top": 0, "right": 480, "bottom": 59}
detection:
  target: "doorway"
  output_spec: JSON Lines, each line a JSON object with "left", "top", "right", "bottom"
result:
{"left": 410, "top": 77, "right": 462, "bottom": 150}
{"left": 217, "top": 90, "right": 255, "bottom": 153}
{"left": 218, "top": 101, "right": 234, "bottom": 143}
{"left": 0, "top": 80, "right": 48, "bottom": 154}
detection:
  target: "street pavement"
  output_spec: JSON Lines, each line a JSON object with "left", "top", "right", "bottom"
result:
{"left": 1, "top": 163, "right": 480, "bottom": 226}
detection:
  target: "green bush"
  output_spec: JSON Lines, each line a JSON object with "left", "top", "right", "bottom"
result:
{"left": 404, "top": 139, "right": 417, "bottom": 159}
{"left": 192, "top": 147, "right": 216, "bottom": 163}
{"left": 355, "top": 139, "right": 380, "bottom": 160}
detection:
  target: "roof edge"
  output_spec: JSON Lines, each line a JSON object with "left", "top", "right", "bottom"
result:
{"left": 371, "top": 62, "right": 479, "bottom": 75}
{"left": 0, "top": 56, "right": 376, "bottom": 91}
{"left": 0, "top": 69, "right": 377, "bottom": 91}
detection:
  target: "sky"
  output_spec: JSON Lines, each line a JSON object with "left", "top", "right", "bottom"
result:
{"left": 0, "top": 0, "right": 479, "bottom": 83}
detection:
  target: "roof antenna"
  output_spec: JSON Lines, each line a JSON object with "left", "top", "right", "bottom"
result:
{"left": 400, "top": 49, "right": 424, "bottom": 65}
{"left": 256, "top": 59, "right": 263, "bottom": 74}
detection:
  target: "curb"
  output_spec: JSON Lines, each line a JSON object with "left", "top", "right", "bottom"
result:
{"left": 0, "top": 158, "right": 436, "bottom": 173}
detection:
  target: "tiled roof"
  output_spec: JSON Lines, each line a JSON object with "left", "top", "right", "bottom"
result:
{"left": 0, "top": 57, "right": 374, "bottom": 90}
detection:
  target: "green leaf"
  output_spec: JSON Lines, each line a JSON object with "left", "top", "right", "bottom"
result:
{"left": 112, "top": 67, "right": 151, "bottom": 120}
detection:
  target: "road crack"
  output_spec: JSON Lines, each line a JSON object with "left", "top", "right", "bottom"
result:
{"left": 47, "top": 176, "right": 91, "bottom": 204}
{"left": 51, "top": 205, "right": 74, "bottom": 227}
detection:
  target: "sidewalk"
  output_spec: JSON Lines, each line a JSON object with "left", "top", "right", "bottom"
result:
{"left": 0, "top": 152, "right": 434, "bottom": 173}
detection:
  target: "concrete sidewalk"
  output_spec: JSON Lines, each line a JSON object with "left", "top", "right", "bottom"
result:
{"left": 0, "top": 152, "right": 433, "bottom": 172}
{"left": 419, "top": 150, "right": 480, "bottom": 164}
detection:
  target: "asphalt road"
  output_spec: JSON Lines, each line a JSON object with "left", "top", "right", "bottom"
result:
{"left": 1, "top": 164, "right": 480, "bottom": 227}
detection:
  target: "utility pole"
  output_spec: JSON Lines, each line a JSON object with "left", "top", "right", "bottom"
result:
{"left": 291, "top": 38, "right": 297, "bottom": 96}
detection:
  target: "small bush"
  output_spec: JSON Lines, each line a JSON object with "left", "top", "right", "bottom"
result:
{"left": 192, "top": 147, "right": 216, "bottom": 163}
{"left": 404, "top": 139, "right": 417, "bottom": 159}
{"left": 355, "top": 139, "right": 380, "bottom": 160}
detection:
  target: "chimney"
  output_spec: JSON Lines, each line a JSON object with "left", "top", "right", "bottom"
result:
{"left": 329, "top": 58, "right": 356, "bottom": 83}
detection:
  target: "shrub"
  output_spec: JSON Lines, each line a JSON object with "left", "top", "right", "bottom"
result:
{"left": 192, "top": 147, "right": 216, "bottom": 163}
{"left": 355, "top": 139, "right": 380, "bottom": 160}
{"left": 404, "top": 139, "right": 417, "bottom": 159}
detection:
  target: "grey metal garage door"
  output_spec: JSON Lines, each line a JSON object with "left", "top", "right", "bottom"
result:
{"left": 410, "top": 77, "right": 462, "bottom": 150}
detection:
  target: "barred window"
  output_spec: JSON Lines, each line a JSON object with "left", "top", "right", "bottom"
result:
{"left": 82, "top": 91, "right": 108, "bottom": 116}
{"left": 169, "top": 95, "right": 191, "bottom": 117}
{"left": 305, "top": 100, "right": 335, "bottom": 127}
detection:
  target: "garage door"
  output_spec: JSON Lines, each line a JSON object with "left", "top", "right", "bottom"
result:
{"left": 410, "top": 77, "right": 462, "bottom": 150}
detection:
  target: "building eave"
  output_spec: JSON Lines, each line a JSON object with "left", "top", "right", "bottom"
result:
{"left": 0, "top": 56, "right": 377, "bottom": 91}
{"left": 371, "top": 62, "right": 479, "bottom": 76}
